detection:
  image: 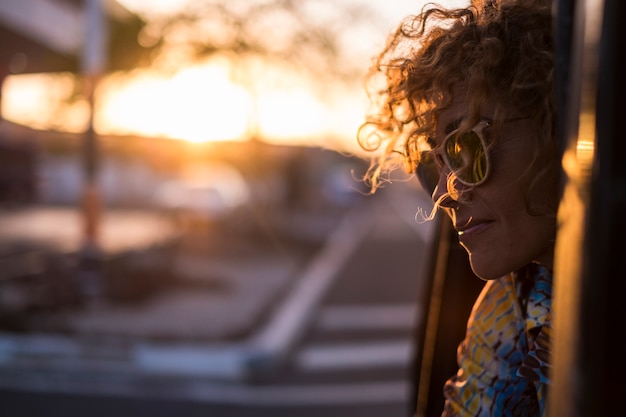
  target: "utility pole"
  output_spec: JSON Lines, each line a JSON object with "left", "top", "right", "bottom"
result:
{"left": 77, "top": 0, "right": 107, "bottom": 304}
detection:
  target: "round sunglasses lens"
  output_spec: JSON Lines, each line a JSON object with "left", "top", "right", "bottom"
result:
{"left": 416, "top": 152, "right": 439, "bottom": 195}
{"left": 445, "top": 130, "right": 487, "bottom": 184}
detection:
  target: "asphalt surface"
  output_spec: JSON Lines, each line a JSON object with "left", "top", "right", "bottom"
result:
{"left": 0, "top": 181, "right": 437, "bottom": 416}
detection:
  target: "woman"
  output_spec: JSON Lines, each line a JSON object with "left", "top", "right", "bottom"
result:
{"left": 357, "top": 0, "right": 558, "bottom": 415}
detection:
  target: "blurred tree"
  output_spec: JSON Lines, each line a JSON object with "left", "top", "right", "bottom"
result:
{"left": 137, "top": 0, "right": 380, "bottom": 83}
{"left": 128, "top": 0, "right": 383, "bottom": 145}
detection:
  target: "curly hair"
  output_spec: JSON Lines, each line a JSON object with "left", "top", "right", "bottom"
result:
{"left": 357, "top": 0, "right": 556, "bottom": 201}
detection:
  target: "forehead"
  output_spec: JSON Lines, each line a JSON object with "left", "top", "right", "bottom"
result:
{"left": 434, "top": 91, "right": 469, "bottom": 136}
{"left": 434, "top": 90, "right": 511, "bottom": 142}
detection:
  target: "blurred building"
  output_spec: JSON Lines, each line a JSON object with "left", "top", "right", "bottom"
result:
{"left": 0, "top": 0, "right": 151, "bottom": 77}
{"left": 0, "top": 0, "right": 153, "bottom": 205}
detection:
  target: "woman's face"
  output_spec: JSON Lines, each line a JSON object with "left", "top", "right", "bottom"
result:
{"left": 430, "top": 95, "right": 557, "bottom": 280}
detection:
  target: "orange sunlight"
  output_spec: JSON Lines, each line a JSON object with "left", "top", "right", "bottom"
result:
{"left": 99, "top": 62, "right": 252, "bottom": 143}
{"left": 2, "top": 73, "right": 90, "bottom": 132}
{"left": 4, "top": 0, "right": 459, "bottom": 152}
{"left": 2, "top": 60, "right": 368, "bottom": 152}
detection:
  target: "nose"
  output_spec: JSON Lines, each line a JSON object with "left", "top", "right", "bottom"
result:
{"left": 431, "top": 170, "right": 466, "bottom": 208}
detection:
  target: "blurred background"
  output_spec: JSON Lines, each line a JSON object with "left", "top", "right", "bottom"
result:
{"left": 0, "top": 0, "right": 456, "bottom": 415}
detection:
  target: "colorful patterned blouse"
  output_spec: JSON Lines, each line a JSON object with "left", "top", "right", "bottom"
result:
{"left": 442, "top": 263, "right": 552, "bottom": 417}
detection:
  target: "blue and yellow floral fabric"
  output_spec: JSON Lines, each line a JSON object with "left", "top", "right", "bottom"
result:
{"left": 442, "top": 264, "right": 552, "bottom": 417}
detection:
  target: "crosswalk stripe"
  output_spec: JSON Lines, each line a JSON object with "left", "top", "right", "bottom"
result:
{"left": 296, "top": 339, "right": 414, "bottom": 372}
{"left": 248, "top": 205, "right": 373, "bottom": 360}
{"left": 316, "top": 304, "right": 419, "bottom": 332}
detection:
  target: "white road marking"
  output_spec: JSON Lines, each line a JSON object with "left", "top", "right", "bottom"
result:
{"left": 296, "top": 339, "right": 414, "bottom": 372}
{"left": 248, "top": 205, "right": 374, "bottom": 362}
{"left": 316, "top": 304, "right": 419, "bottom": 332}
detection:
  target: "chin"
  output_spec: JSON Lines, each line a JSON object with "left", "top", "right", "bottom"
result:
{"left": 468, "top": 255, "right": 510, "bottom": 281}
{"left": 470, "top": 268, "right": 500, "bottom": 281}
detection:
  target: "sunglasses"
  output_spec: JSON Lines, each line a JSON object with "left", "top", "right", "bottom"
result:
{"left": 415, "top": 120, "right": 492, "bottom": 196}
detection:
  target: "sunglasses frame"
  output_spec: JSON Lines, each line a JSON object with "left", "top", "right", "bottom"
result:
{"left": 416, "top": 119, "right": 492, "bottom": 195}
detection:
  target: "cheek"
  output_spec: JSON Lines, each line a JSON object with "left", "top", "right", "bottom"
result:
{"left": 494, "top": 189, "right": 548, "bottom": 241}
{"left": 481, "top": 188, "right": 542, "bottom": 244}
{"left": 493, "top": 192, "right": 556, "bottom": 264}
{"left": 482, "top": 183, "right": 528, "bottom": 222}
{"left": 528, "top": 176, "right": 560, "bottom": 215}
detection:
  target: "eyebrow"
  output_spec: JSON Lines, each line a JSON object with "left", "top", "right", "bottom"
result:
{"left": 425, "top": 117, "right": 464, "bottom": 149}
{"left": 429, "top": 115, "right": 496, "bottom": 149}
{"left": 444, "top": 115, "right": 499, "bottom": 135}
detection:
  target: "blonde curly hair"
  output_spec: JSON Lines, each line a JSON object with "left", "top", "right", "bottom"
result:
{"left": 357, "top": 0, "right": 557, "bottom": 204}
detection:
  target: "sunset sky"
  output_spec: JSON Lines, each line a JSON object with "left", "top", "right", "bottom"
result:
{"left": 2, "top": 0, "right": 467, "bottom": 153}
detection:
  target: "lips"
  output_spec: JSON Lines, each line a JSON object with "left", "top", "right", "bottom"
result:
{"left": 455, "top": 218, "right": 493, "bottom": 237}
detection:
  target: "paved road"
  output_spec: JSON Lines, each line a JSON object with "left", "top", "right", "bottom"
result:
{"left": 0, "top": 182, "right": 437, "bottom": 417}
